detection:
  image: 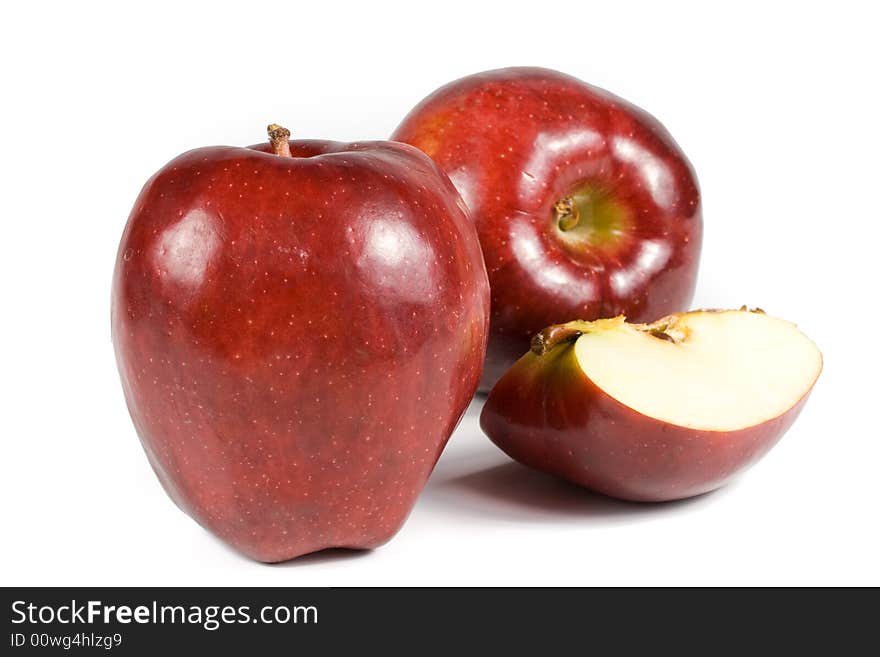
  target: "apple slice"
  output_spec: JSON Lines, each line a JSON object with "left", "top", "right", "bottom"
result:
{"left": 480, "top": 308, "right": 822, "bottom": 502}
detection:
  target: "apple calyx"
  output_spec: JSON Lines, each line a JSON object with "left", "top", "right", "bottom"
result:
{"left": 554, "top": 197, "right": 580, "bottom": 231}
{"left": 551, "top": 186, "right": 632, "bottom": 251}
{"left": 267, "top": 123, "right": 292, "bottom": 157}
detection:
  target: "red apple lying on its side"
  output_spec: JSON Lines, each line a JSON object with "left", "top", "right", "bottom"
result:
{"left": 393, "top": 67, "right": 702, "bottom": 390}
{"left": 112, "top": 125, "right": 490, "bottom": 562}
{"left": 480, "top": 308, "right": 822, "bottom": 502}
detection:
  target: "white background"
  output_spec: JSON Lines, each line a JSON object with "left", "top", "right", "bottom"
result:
{"left": 2, "top": 1, "right": 878, "bottom": 586}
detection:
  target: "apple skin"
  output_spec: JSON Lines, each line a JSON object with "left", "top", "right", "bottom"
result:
{"left": 480, "top": 341, "right": 813, "bottom": 502}
{"left": 392, "top": 67, "right": 702, "bottom": 390}
{"left": 112, "top": 136, "right": 489, "bottom": 562}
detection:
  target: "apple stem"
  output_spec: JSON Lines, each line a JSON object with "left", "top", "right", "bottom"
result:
{"left": 531, "top": 316, "right": 630, "bottom": 355}
{"left": 555, "top": 197, "right": 580, "bottom": 231}
{"left": 531, "top": 322, "right": 588, "bottom": 355}
{"left": 267, "top": 124, "right": 292, "bottom": 157}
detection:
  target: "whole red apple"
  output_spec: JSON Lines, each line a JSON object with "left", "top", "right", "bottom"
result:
{"left": 481, "top": 309, "right": 822, "bottom": 502}
{"left": 112, "top": 125, "right": 490, "bottom": 562}
{"left": 393, "top": 67, "right": 702, "bottom": 390}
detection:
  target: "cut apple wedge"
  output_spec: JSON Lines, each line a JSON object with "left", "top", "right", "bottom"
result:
{"left": 481, "top": 308, "right": 822, "bottom": 502}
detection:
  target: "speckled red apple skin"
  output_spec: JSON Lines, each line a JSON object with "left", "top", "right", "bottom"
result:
{"left": 392, "top": 67, "right": 702, "bottom": 390}
{"left": 480, "top": 345, "right": 813, "bottom": 502}
{"left": 112, "top": 139, "right": 489, "bottom": 562}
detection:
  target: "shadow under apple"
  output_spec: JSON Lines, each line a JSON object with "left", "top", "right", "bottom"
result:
{"left": 423, "top": 459, "right": 730, "bottom": 524}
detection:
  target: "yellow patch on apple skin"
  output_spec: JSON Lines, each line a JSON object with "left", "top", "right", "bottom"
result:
{"left": 411, "top": 134, "right": 441, "bottom": 158}
{"left": 405, "top": 112, "right": 451, "bottom": 159}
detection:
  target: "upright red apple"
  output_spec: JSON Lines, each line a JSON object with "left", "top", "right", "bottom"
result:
{"left": 112, "top": 125, "right": 490, "bottom": 562}
{"left": 481, "top": 309, "right": 822, "bottom": 502}
{"left": 393, "top": 67, "right": 702, "bottom": 390}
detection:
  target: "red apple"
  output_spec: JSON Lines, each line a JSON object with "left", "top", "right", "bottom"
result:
{"left": 392, "top": 67, "right": 702, "bottom": 390}
{"left": 112, "top": 125, "right": 490, "bottom": 561}
{"left": 480, "top": 309, "right": 822, "bottom": 502}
